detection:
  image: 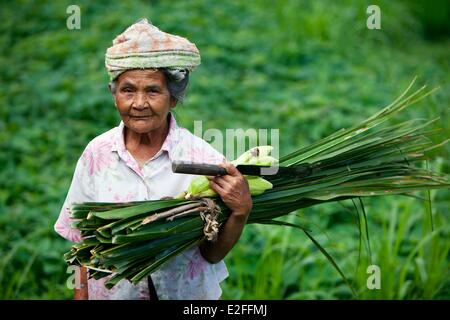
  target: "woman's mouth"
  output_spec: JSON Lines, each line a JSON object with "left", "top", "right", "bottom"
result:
{"left": 130, "top": 115, "right": 152, "bottom": 119}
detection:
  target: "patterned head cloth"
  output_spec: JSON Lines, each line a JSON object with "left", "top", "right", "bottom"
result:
{"left": 105, "top": 18, "right": 201, "bottom": 81}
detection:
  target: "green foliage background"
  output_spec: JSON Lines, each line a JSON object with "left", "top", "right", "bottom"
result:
{"left": 0, "top": 0, "right": 448, "bottom": 299}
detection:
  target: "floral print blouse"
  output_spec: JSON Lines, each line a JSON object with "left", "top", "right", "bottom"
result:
{"left": 54, "top": 113, "right": 228, "bottom": 299}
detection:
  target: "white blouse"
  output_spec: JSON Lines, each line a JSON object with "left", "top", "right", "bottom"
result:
{"left": 54, "top": 113, "right": 228, "bottom": 299}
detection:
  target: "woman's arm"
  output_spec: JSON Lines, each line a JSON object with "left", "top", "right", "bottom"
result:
{"left": 74, "top": 266, "right": 89, "bottom": 300}
{"left": 199, "top": 162, "right": 252, "bottom": 263}
{"left": 199, "top": 212, "right": 247, "bottom": 264}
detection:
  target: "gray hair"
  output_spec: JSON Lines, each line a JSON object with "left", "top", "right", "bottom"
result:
{"left": 109, "top": 68, "right": 190, "bottom": 103}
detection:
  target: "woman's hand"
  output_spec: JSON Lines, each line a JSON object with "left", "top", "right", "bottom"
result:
{"left": 208, "top": 162, "right": 253, "bottom": 221}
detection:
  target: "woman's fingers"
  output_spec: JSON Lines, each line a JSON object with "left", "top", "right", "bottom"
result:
{"left": 212, "top": 176, "right": 231, "bottom": 190}
{"left": 219, "top": 162, "right": 240, "bottom": 177}
{"left": 215, "top": 174, "right": 235, "bottom": 184}
{"left": 209, "top": 178, "right": 225, "bottom": 194}
{"left": 206, "top": 161, "right": 247, "bottom": 196}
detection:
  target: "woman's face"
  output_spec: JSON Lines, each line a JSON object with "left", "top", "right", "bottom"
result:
{"left": 112, "top": 69, "right": 176, "bottom": 134}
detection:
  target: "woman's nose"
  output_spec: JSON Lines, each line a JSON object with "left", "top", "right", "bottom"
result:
{"left": 133, "top": 93, "right": 148, "bottom": 109}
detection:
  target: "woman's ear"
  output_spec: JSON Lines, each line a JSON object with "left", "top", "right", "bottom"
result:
{"left": 170, "top": 98, "right": 177, "bottom": 109}
{"left": 109, "top": 83, "right": 118, "bottom": 108}
{"left": 108, "top": 83, "right": 115, "bottom": 96}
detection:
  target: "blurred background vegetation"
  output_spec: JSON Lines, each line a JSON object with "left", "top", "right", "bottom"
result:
{"left": 0, "top": 0, "right": 449, "bottom": 299}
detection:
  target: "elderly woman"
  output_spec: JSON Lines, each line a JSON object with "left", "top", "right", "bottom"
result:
{"left": 54, "top": 19, "right": 252, "bottom": 300}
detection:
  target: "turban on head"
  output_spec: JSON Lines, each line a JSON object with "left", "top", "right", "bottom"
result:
{"left": 105, "top": 18, "right": 201, "bottom": 81}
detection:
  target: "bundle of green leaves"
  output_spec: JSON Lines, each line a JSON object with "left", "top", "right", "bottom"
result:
{"left": 65, "top": 79, "right": 449, "bottom": 290}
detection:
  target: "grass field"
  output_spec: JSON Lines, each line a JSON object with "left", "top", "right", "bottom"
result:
{"left": 0, "top": 0, "right": 449, "bottom": 299}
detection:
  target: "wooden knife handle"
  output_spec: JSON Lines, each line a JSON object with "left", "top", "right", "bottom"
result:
{"left": 172, "top": 161, "right": 227, "bottom": 176}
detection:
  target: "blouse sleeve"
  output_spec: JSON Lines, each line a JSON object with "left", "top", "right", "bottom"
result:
{"left": 54, "top": 149, "right": 95, "bottom": 243}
